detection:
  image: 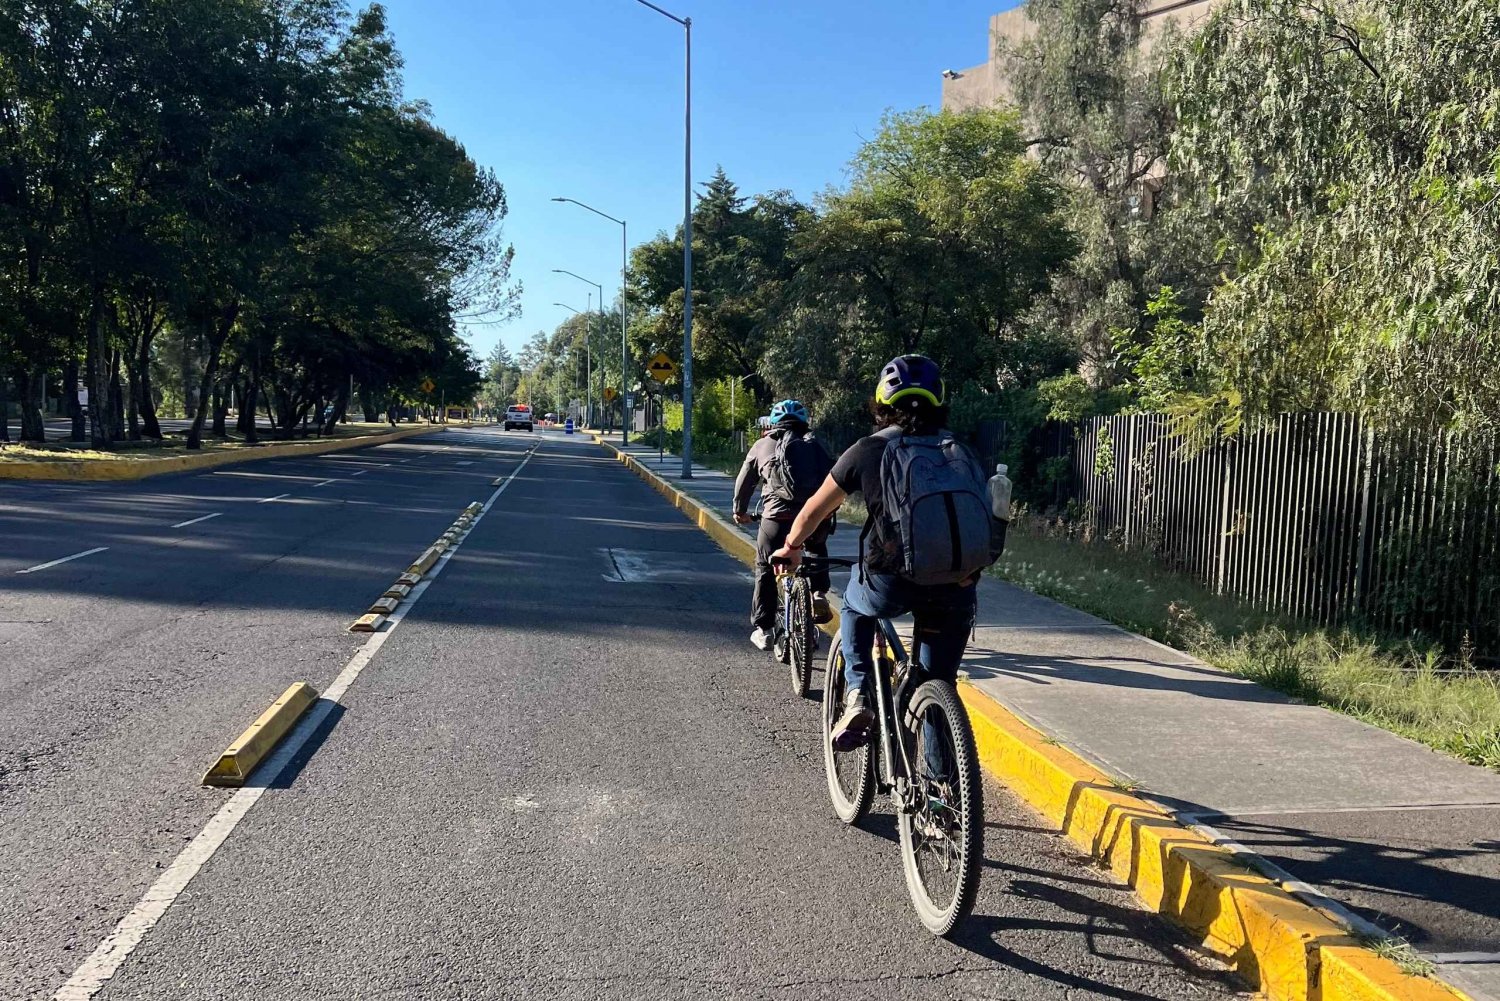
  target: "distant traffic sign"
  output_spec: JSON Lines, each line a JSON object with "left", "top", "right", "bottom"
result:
{"left": 647, "top": 353, "right": 676, "bottom": 382}
{"left": 420, "top": 378, "right": 436, "bottom": 394}
{"left": 603, "top": 387, "right": 618, "bottom": 402}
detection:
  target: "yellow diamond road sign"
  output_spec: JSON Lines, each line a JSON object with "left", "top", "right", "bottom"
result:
{"left": 647, "top": 353, "right": 676, "bottom": 382}
{"left": 420, "top": 378, "right": 436, "bottom": 394}
{"left": 603, "top": 387, "right": 618, "bottom": 402}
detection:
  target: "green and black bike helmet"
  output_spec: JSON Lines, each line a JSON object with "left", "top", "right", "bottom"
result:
{"left": 875, "top": 354, "right": 946, "bottom": 411}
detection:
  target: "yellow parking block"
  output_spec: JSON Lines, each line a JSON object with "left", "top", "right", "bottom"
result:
{"left": 396, "top": 572, "right": 421, "bottom": 587}
{"left": 202, "top": 682, "right": 319, "bottom": 787}
{"left": 368, "top": 596, "right": 400, "bottom": 615}
{"left": 408, "top": 547, "right": 441, "bottom": 575}
{"left": 350, "top": 613, "right": 386, "bottom": 633}
{"left": 382, "top": 583, "right": 412, "bottom": 600}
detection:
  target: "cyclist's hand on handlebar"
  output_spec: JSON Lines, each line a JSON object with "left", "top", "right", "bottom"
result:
{"left": 733, "top": 511, "right": 753, "bottom": 525}
{"left": 770, "top": 545, "right": 803, "bottom": 570}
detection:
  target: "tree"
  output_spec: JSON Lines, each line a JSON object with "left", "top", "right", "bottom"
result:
{"left": 1001, "top": 0, "right": 1211, "bottom": 385}
{"left": 1168, "top": 0, "right": 1500, "bottom": 434}
{"left": 767, "top": 108, "right": 1075, "bottom": 438}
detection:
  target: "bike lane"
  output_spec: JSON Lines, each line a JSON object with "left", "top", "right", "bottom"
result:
{"left": 83, "top": 437, "right": 1245, "bottom": 1000}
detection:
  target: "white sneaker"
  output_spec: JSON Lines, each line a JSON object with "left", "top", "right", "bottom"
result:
{"left": 750, "top": 627, "right": 771, "bottom": 651}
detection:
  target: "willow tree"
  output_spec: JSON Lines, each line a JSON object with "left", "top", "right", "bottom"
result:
{"left": 1170, "top": 0, "right": 1500, "bottom": 434}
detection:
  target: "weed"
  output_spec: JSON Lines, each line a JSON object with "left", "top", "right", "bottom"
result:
{"left": 1361, "top": 935, "right": 1437, "bottom": 978}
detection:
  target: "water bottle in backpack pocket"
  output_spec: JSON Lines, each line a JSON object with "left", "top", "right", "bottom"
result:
{"left": 871, "top": 428, "right": 993, "bottom": 586}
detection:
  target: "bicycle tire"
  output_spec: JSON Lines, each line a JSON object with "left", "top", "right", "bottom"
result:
{"left": 822, "top": 643, "right": 873, "bottom": 823}
{"left": 897, "top": 679, "right": 983, "bottom": 936}
{"left": 788, "top": 577, "right": 816, "bottom": 698}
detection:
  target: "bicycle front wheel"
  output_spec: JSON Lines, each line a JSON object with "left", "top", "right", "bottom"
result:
{"left": 788, "top": 577, "right": 816, "bottom": 698}
{"left": 822, "top": 643, "right": 873, "bottom": 823}
{"left": 898, "top": 679, "right": 983, "bottom": 936}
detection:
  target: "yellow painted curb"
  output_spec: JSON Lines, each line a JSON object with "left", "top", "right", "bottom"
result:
{"left": 0, "top": 425, "right": 437, "bottom": 482}
{"left": 202, "top": 682, "right": 319, "bottom": 786}
{"left": 958, "top": 684, "right": 1472, "bottom": 1001}
{"left": 368, "top": 596, "right": 400, "bottom": 615}
{"left": 350, "top": 613, "right": 386, "bottom": 633}
{"left": 597, "top": 435, "right": 1471, "bottom": 1001}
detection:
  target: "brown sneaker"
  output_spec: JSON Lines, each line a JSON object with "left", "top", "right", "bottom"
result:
{"left": 811, "top": 592, "right": 833, "bottom": 624}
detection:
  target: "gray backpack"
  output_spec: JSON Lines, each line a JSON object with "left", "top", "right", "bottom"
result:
{"left": 764, "top": 429, "right": 832, "bottom": 506}
{"left": 867, "top": 426, "right": 993, "bottom": 585}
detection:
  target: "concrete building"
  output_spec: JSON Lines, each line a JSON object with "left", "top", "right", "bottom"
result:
{"left": 940, "top": 1, "right": 1220, "bottom": 111}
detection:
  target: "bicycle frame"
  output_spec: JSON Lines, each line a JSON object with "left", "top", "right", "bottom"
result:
{"left": 871, "top": 617, "right": 924, "bottom": 810}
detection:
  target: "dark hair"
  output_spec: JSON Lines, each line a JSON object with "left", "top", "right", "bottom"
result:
{"left": 871, "top": 400, "right": 946, "bottom": 436}
{"left": 775, "top": 419, "right": 809, "bottom": 435}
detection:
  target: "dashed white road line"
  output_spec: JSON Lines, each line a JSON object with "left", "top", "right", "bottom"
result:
{"left": 258, "top": 493, "right": 291, "bottom": 504}
{"left": 312, "top": 479, "right": 336, "bottom": 488}
{"left": 351, "top": 470, "right": 368, "bottom": 477}
{"left": 50, "top": 445, "right": 541, "bottom": 1001}
{"left": 170, "top": 513, "right": 223, "bottom": 529}
{"left": 15, "top": 547, "right": 110, "bottom": 575}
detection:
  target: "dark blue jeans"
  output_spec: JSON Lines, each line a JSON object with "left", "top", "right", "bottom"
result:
{"left": 839, "top": 572, "right": 977, "bottom": 779}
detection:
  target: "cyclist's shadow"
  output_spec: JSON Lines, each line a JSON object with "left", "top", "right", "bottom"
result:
{"left": 948, "top": 878, "right": 1237, "bottom": 1001}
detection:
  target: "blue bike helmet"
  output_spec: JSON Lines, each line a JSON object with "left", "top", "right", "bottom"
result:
{"left": 769, "top": 399, "right": 809, "bottom": 426}
{"left": 875, "top": 354, "right": 945, "bottom": 410}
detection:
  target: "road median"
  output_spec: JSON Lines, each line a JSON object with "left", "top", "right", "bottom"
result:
{"left": 0, "top": 424, "right": 439, "bottom": 482}
{"left": 593, "top": 434, "right": 1474, "bottom": 1001}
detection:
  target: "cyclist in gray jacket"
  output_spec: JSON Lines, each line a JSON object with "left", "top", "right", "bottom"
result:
{"left": 733, "top": 400, "right": 834, "bottom": 651}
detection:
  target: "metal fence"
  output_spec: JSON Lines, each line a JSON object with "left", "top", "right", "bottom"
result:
{"left": 1066, "top": 413, "right": 1500, "bottom": 652}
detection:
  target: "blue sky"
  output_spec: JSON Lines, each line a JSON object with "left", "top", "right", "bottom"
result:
{"left": 375, "top": 0, "right": 1018, "bottom": 359}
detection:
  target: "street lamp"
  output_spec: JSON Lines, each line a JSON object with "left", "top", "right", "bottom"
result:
{"left": 630, "top": 0, "right": 693, "bottom": 478}
{"left": 551, "top": 198, "right": 630, "bottom": 444}
{"left": 553, "top": 269, "right": 603, "bottom": 429}
{"left": 553, "top": 298, "right": 589, "bottom": 424}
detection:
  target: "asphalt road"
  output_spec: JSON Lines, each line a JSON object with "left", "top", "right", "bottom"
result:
{"left": 2, "top": 428, "right": 1246, "bottom": 1000}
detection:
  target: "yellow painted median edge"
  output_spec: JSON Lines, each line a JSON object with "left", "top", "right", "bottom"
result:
{"left": 0, "top": 424, "right": 439, "bottom": 482}
{"left": 594, "top": 435, "right": 1472, "bottom": 1001}
{"left": 202, "top": 682, "right": 319, "bottom": 787}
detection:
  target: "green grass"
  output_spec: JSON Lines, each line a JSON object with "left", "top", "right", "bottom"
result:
{"left": 992, "top": 507, "right": 1500, "bottom": 772}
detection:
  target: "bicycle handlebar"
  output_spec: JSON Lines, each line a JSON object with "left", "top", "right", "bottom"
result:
{"left": 770, "top": 554, "right": 855, "bottom": 571}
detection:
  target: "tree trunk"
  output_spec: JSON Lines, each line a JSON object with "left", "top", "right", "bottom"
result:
{"left": 239, "top": 366, "right": 259, "bottom": 442}
{"left": 137, "top": 330, "right": 161, "bottom": 439}
{"left": 326, "top": 380, "right": 350, "bottom": 435}
{"left": 0, "top": 371, "right": 10, "bottom": 443}
{"left": 185, "top": 305, "right": 238, "bottom": 450}
{"left": 360, "top": 386, "right": 379, "bottom": 422}
{"left": 85, "top": 288, "right": 112, "bottom": 449}
{"left": 19, "top": 368, "right": 46, "bottom": 442}
{"left": 64, "top": 359, "right": 85, "bottom": 441}
{"left": 108, "top": 345, "right": 126, "bottom": 442}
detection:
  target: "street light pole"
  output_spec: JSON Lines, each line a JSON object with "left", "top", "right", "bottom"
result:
{"left": 552, "top": 301, "right": 585, "bottom": 425}
{"left": 551, "top": 198, "right": 631, "bottom": 444}
{"left": 632, "top": 0, "right": 693, "bottom": 478}
{"left": 552, "top": 269, "right": 604, "bottom": 429}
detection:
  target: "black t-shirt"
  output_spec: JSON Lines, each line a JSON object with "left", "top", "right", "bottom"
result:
{"left": 831, "top": 431, "right": 903, "bottom": 573}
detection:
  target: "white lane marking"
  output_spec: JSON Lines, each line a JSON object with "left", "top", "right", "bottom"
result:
{"left": 258, "top": 493, "right": 291, "bottom": 504}
{"left": 312, "top": 479, "right": 336, "bottom": 488}
{"left": 16, "top": 548, "right": 110, "bottom": 575}
{"left": 1429, "top": 953, "right": 1500, "bottom": 964}
{"left": 52, "top": 444, "right": 540, "bottom": 1001}
{"left": 351, "top": 470, "right": 368, "bottom": 477}
{"left": 455, "top": 461, "right": 474, "bottom": 466}
{"left": 171, "top": 513, "right": 223, "bottom": 529}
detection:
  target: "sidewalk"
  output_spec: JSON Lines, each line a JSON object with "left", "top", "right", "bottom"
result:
{"left": 604, "top": 437, "right": 1500, "bottom": 1001}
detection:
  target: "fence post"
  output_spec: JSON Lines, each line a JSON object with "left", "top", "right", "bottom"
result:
{"left": 1351, "top": 426, "right": 1377, "bottom": 613}
{"left": 1216, "top": 436, "right": 1234, "bottom": 595}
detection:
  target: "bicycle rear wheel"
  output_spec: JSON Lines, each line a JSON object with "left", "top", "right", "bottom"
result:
{"left": 821, "top": 643, "right": 873, "bottom": 823}
{"left": 898, "top": 679, "right": 983, "bottom": 936}
{"left": 788, "top": 577, "right": 816, "bottom": 698}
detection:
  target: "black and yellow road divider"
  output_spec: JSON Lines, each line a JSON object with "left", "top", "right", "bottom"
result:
{"left": 349, "top": 500, "right": 486, "bottom": 633}
{"left": 202, "top": 682, "right": 319, "bottom": 787}
{"left": 592, "top": 435, "right": 1470, "bottom": 1001}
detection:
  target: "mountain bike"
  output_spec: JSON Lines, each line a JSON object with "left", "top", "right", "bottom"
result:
{"left": 822, "top": 610, "right": 983, "bottom": 936}
{"left": 771, "top": 556, "right": 843, "bottom": 697}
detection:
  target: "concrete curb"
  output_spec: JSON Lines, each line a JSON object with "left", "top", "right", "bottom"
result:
{"left": 202, "top": 682, "right": 320, "bottom": 787}
{"left": 0, "top": 424, "right": 438, "bottom": 482}
{"left": 595, "top": 436, "right": 1472, "bottom": 1001}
